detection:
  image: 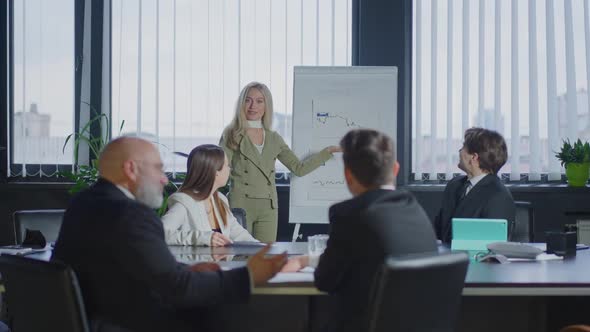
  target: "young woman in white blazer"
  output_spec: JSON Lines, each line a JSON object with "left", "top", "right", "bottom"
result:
{"left": 162, "top": 144, "right": 258, "bottom": 246}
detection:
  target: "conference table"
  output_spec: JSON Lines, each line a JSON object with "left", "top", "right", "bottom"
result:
{"left": 168, "top": 242, "right": 590, "bottom": 332}
{"left": 25, "top": 242, "right": 590, "bottom": 331}
{"left": 168, "top": 242, "right": 590, "bottom": 295}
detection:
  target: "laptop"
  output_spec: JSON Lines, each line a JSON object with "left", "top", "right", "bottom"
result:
{"left": 451, "top": 218, "right": 508, "bottom": 251}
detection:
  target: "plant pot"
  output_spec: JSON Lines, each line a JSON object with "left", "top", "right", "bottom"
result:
{"left": 565, "top": 162, "right": 590, "bottom": 187}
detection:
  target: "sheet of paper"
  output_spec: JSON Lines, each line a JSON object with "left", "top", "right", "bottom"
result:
{"left": 267, "top": 272, "right": 314, "bottom": 284}
{"left": 0, "top": 246, "right": 32, "bottom": 255}
{"left": 536, "top": 253, "right": 563, "bottom": 261}
{"left": 231, "top": 241, "right": 266, "bottom": 247}
{"left": 507, "top": 253, "right": 563, "bottom": 262}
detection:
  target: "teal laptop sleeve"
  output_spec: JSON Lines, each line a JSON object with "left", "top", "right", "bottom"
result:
{"left": 451, "top": 218, "right": 508, "bottom": 251}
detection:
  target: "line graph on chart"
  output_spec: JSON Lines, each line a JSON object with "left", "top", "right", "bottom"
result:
{"left": 312, "top": 179, "right": 345, "bottom": 186}
{"left": 304, "top": 156, "right": 350, "bottom": 201}
{"left": 289, "top": 66, "right": 398, "bottom": 224}
{"left": 310, "top": 97, "right": 378, "bottom": 142}
{"left": 303, "top": 97, "right": 383, "bottom": 202}
{"left": 315, "top": 112, "right": 362, "bottom": 128}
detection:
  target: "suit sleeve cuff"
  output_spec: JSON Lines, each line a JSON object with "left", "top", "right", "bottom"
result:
{"left": 320, "top": 148, "right": 333, "bottom": 160}
{"left": 247, "top": 265, "right": 254, "bottom": 290}
{"left": 198, "top": 231, "right": 214, "bottom": 246}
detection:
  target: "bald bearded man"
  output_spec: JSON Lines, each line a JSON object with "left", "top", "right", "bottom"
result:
{"left": 53, "top": 137, "right": 287, "bottom": 332}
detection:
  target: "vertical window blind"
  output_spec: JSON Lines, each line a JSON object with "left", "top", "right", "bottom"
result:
{"left": 412, "top": 0, "right": 590, "bottom": 181}
{"left": 112, "top": 0, "right": 352, "bottom": 174}
{"left": 11, "top": 0, "right": 75, "bottom": 177}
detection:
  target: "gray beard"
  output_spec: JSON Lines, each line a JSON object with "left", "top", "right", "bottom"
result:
{"left": 136, "top": 182, "right": 164, "bottom": 209}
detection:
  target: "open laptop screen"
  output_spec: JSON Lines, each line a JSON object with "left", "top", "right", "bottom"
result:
{"left": 451, "top": 218, "right": 508, "bottom": 251}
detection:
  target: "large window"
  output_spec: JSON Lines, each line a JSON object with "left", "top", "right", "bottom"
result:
{"left": 111, "top": 0, "right": 353, "bottom": 173}
{"left": 10, "top": 0, "right": 75, "bottom": 176}
{"left": 412, "top": 0, "right": 590, "bottom": 181}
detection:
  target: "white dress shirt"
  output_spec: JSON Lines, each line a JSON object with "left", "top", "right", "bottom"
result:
{"left": 465, "top": 173, "right": 489, "bottom": 196}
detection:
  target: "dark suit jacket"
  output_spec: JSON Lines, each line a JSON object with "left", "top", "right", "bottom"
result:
{"left": 314, "top": 189, "right": 438, "bottom": 332}
{"left": 53, "top": 179, "right": 250, "bottom": 332}
{"left": 434, "top": 174, "right": 516, "bottom": 243}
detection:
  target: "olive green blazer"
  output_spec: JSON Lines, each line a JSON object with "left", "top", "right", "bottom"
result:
{"left": 221, "top": 130, "right": 332, "bottom": 209}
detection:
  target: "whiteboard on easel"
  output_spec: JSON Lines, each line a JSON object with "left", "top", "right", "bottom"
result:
{"left": 288, "top": 66, "right": 398, "bottom": 224}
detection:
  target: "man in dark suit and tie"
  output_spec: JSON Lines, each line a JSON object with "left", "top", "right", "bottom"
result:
{"left": 434, "top": 127, "right": 516, "bottom": 243}
{"left": 283, "top": 129, "right": 438, "bottom": 332}
{"left": 53, "top": 137, "right": 287, "bottom": 332}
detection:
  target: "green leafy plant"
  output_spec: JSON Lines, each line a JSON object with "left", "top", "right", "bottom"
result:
{"left": 59, "top": 104, "right": 181, "bottom": 216}
{"left": 60, "top": 165, "right": 99, "bottom": 194}
{"left": 59, "top": 102, "right": 123, "bottom": 194}
{"left": 156, "top": 175, "right": 183, "bottom": 217}
{"left": 555, "top": 138, "right": 590, "bottom": 167}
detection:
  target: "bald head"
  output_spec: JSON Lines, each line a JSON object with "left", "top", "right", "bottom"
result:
{"left": 99, "top": 136, "right": 167, "bottom": 208}
{"left": 99, "top": 137, "right": 154, "bottom": 183}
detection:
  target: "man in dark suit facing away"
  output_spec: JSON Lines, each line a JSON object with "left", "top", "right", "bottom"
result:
{"left": 434, "top": 127, "right": 516, "bottom": 244}
{"left": 53, "top": 137, "right": 287, "bottom": 332}
{"left": 283, "top": 129, "right": 438, "bottom": 332}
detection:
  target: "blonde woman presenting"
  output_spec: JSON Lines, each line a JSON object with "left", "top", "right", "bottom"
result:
{"left": 221, "top": 82, "right": 340, "bottom": 242}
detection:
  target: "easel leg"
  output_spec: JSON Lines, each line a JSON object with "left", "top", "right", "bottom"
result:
{"left": 292, "top": 223, "right": 301, "bottom": 242}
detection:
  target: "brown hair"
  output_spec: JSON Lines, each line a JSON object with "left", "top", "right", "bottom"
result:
{"left": 179, "top": 144, "right": 228, "bottom": 226}
{"left": 462, "top": 127, "right": 508, "bottom": 174}
{"left": 340, "top": 129, "right": 396, "bottom": 188}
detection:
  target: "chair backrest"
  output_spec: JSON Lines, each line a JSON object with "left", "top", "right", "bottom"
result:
{"left": 512, "top": 201, "right": 534, "bottom": 242}
{"left": 0, "top": 255, "right": 90, "bottom": 332}
{"left": 368, "top": 252, "right": 469, "bottom": 332}
{"left": 560, "top": 325, "right": 590, "bottom": 332}
{"left": 231, "top": 208, "right": 247, "bottom": 229}
{"left": 12, "top": 209, "right": 65, "bottom": 244}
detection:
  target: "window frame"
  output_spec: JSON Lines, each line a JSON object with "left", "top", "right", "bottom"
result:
{"left": 406, "top": 0, "right": 575, "bottom": 185}
{"left": 106, "top": 0, "right": 357, "bottom": 182}
{"left": 1, "top": 0, "right": 84, "bottom": 183}
{"left": 1, "top": 0, "right": 10, "bottom": 182}
{"left": 0, "top": 0, "right": 575, "bottom": 187}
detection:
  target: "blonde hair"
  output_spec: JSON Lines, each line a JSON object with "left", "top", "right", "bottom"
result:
{"left": 222, "top": 82, "right": 274, "bottom": 150}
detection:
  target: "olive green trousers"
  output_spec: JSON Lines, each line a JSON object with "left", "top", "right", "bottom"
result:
{"left": 235, "top": 198, "right": 278, "bottom": 242}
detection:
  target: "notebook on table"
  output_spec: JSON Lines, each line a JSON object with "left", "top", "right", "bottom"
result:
{"left": 230, "top": 241, "right": 266, "bottom": 247}
{"left": 451, "top": 218, "right": 508, "bottom": 251}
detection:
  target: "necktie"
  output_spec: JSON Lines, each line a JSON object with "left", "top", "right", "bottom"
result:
{"left": 458, "top": 180, "right": 472, "bottom": 201}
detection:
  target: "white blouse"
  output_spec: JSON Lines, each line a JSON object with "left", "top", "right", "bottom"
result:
{"left": 162, "top": 191, "right": 258, "bottom": 246}
{"left": 253, "top": 130, "right": 265, "bottom": 154}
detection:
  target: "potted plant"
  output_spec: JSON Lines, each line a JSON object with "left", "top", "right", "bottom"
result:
{"left": 60, "top": 104, "right": 122, "bottom": 194}
{"left": 555, "top": 138, "right": 590, "bottom": 187}
{"left": 60, "top": 104, "right": 176, "bottom": 215}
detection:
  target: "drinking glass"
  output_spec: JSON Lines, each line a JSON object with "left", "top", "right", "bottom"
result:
{"left": 308, "top": 234, "right": 329, "bottom": 256}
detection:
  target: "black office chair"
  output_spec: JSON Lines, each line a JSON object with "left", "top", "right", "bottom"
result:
{"left": 511, "top": 201, "right": 535, "bottom": 242}
{"left": 12, "top": 209, "right": 65, "bottom": 245}
{"left": 0, "top": 255, "right": 90, "bottom": 332}
{"left": 560, "top": 325, "right": 590, "bottom": 332}
{"left": 368, "top": 251, "right": 469, "bottom": 332}
{"left": 231, "top": 208, "right": 247, "bottom": 229}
